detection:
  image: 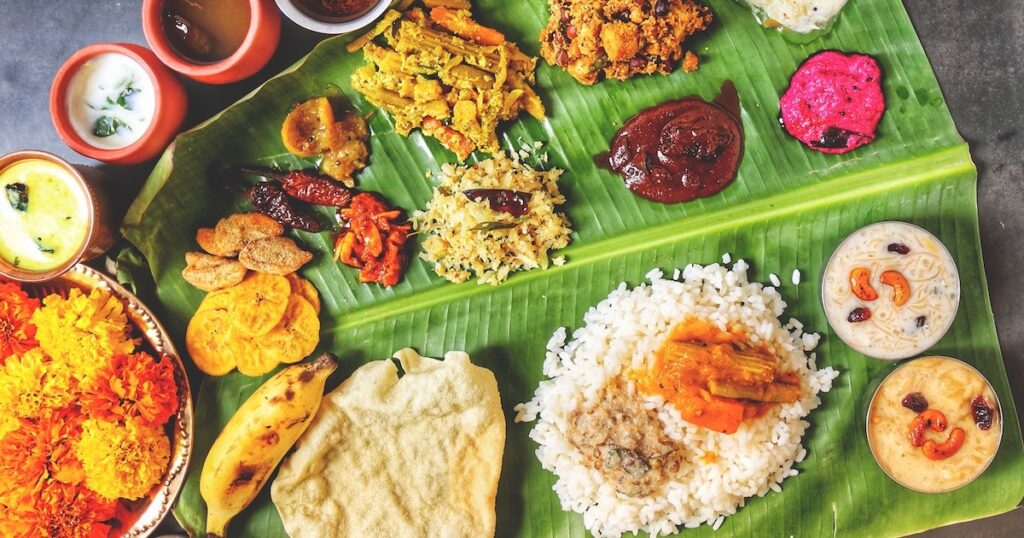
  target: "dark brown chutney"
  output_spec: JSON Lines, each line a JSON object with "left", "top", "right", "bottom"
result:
{"left": 602, "top": 83, "right": 743, "bottom": 204}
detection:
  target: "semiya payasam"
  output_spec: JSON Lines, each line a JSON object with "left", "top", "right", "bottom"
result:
{"left": 867, "top": 356, "right": 1001, "bottom": 493}
{"left": 822, "top": 221, "right": 960, "bottom": 360}
{"left": 349, "top": 7, "right": 544, "bottom": 160}
{"left": 185, "top": 272, "right": 320, "bottom": 376}
{"left": 632, "top": 317, "right": 802, "bottom": 435}
{"left": 271, "top": 348, "right": 505, "bottom": 538}
{"left": 281, "top": 97, "right": 369, "bottom": 187}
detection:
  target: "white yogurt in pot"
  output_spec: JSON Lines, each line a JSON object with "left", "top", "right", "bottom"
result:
{"left": 66, "top": 52, "right": 156, "bottom": 149}
{"left": 821, "top": 221, "right": 960, "bottom": 360}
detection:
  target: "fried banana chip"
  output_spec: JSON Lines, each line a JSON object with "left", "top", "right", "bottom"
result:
{"left": 181, "top": 252, "right": 248, "bottom": 292}
{"left": 261, "top": 295, "right": 320, "bottom": 367}
{"left": 197, "top": 288, "right": 237, "bottom": 313}
{"left": 230, "top": 272, "right": 291, "bottom": 337}
{"left": 232, "top": 334, "right": 277, "bottom": 377}
{"left": 213, "top": 212, "right": 285, "bottom": 256}
{"left": 185, "top": 306, "right": 238, "bottom": 376}
{"left": 287, "top": 274, "right": 321, "bottom": 314}
{"left": 238, "top": 237, "right": 313, "bottom": 275}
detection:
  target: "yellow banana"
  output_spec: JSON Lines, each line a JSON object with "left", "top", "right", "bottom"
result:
{"left": 200, "top": 353, "right": 337, "bottom": 537}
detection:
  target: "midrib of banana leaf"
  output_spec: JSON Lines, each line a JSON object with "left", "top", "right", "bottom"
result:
{"left": 121, "top": 0, "right": 1024, "bottom": 536}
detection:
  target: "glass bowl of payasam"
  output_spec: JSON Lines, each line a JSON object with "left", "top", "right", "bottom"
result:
{"left": 866, "top": 356, "right": 1002, "bottom": 493}
{"left": 821, "top": 221, "right": 960, "bottom": 360}
{"left": 0, "top": 151, "right": 116, "bottom": 282}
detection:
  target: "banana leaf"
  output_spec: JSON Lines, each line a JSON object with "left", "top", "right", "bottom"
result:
{"left": 122, "top": 0, "right": 1024, "bottom": 536}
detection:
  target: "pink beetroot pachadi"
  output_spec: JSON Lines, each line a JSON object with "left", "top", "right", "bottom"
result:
{"left": 779, "top": 50, "right": 885, "bottom": 154}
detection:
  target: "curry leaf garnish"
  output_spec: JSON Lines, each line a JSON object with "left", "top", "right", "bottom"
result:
{"left": 5, "top": 183, "right": 28, "bottom": 211}
{"left": 93, "top": 115, "right": 130, "bottom": 137}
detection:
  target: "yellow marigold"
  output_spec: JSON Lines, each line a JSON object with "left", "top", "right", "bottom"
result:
{"left": 76, "top": 418, "right": 169, "bottom": 501}
{"left": 32, "top": 288, "right": 137, "bottom": 385}
{"left": 0, "top": 348, "right": 75, "bottom": 425}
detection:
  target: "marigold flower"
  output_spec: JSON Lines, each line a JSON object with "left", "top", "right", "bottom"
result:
{"left": 31, "top": 288, "right": 137, "bottom": 385}
{"left": 0, "top": 408, "right": 86, "bottom": 502}
{"left": 81, "top": 352, "right": 179, "bottom": 428}
{"left": 0, "top": 280, "right": 39, "bottom": 364}
{"left": 0, "top": 348, "right": 76, "bottom": 436}
{"left": 0, "top": 479, "right": 116, "bottom": 538}
{"left": 76, "top": 418, "right": 170, "bottom": 501}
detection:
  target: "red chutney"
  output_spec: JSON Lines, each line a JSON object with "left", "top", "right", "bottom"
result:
{"left": 602, "top": 83, "right": 743, "bottom": 204}
{"left": 633, "top": 318, "right": 794, "bottom": 434}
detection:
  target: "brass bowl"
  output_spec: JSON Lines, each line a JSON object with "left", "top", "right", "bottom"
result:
{"left": 21, "top": 264, "right": 193, "bottom": 537}
{"left": 0, "top": 150, "right": 117, "bottom": 283}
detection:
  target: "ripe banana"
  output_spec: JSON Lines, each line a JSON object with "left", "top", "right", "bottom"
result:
{"left": 200, "top": 353, "right": 337, "bottom": 537}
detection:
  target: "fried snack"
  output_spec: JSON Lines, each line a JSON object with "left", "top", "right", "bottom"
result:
{"left": 185, "top": 306, "right": 237, "bottom": 376}
{"left": 281, "top": 97, "right": 369, "bottom": 186}
{"left": 181, "top": 251, "right": 248, "bottom": 291}
{"left": 196, "top": 227, "right": 235, "bottom": 257}
{"left": 271, "top": 349, "right": 505, "bottom": 538}
{"left": 238, "top": 236, "right": 314, "bottom": 275}
{"left": 185, "top": 273, "right": 322, "bottom": 376}
{"left": 228, "top": 272, "right": 291, "bottom": 336}
{"left": 210, "top": 212, "right": 285, "bottom": 256}
{"left": 287, "top": 273, "right": 321, "bottom": 314}
{"left": 350, "top": 7, "right": 544, "bottom": 160}
{"left": 540, "top": 0, "right": 712, "bottom": 85}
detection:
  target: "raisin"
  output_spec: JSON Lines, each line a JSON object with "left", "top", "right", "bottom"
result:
{"left": 915, "top": 315, "right": 927, "bottom": 328}
{"left": 655, "top": 0, "right": 670, "bottom": 17}
{"left": 971, "top": 395, "right": 995, "bottom": 430}
{"left": 847, "top": 307, "right": 872, "bottom": 322}
{"left": 901, "top": 392, "right": 928, "bottom": 413}
{"left": 887, "top": 242, "right": 911, "bottom": 254}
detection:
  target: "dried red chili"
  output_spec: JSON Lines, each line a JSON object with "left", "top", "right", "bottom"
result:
{"left": 464, "top": 189, "right": 532, "bottom": 216}
{"left": 241, "top": 166, "right": 352, "bottom": 207}
{"left": 246, "top": 182, "right": 322, "bottom": 232}
{"left": 333, "top": 193, "right": 411, "bottom": 286}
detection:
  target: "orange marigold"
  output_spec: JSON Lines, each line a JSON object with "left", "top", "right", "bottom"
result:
{"left": 0, "top": 408, "right": 86, "bottom": 501}
{"left": 81, "top": 352, "right": 179, "bottom": 428}
{"left": 0, "top": 480, "right": 116, "bottom": 538}
{"left": 0, "top": 280, "right": 39, "bottom": 364}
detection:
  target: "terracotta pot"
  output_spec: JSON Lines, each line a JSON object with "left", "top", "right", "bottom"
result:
{"left": 0, "top": 150, "right": 117, "bottom": 283}
{"left": 142, "top": 0, "right": 281, "bottom": 84}
{"left": 50, "top": 43, "right": 187, "bottom": 165}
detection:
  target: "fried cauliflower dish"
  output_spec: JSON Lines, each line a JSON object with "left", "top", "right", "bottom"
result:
{"left": 540, "top": 0, "right": 712, "bottom": 85}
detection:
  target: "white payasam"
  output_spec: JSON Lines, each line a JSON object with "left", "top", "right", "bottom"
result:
{"left": 742, "top": 0, "right": 849, "bottom": 34}
{"left": 515, "top": 261, "right": 839, "bottom": 538}
{"left": 822, "top": 221, "right": 960, "bottom": 360}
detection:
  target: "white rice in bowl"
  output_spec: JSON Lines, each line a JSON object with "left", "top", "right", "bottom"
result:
{"left": 514, "top": 261, "right": 839, "bottom": 538}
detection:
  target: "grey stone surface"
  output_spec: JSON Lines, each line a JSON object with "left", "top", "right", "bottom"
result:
{"left": 0, "top": 0, "right": 1019, "bottom": 535}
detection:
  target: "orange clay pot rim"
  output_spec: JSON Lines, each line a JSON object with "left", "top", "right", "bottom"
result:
{"left": 0, "top": 150, "right": 96, "bottom": 283}
{"left": 864, "top": 355, "right": 1003, "bottom": 494}
{"left": 275, "top": 0, "right": 392, "bottom": 35}
{"left": 143, "top": 0, "right": 273, "bottom": 76}
{"left": 50, "top": 43, "right": 166, "bottom": 161}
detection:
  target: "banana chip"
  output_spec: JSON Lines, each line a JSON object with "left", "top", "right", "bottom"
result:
{"left": 287, "top": 274, "right": 321, "bottom": 314}
{"left": 260, "top": 296, "right": 320, "bottom": 367}
{"left": 230, "top": 272, "right": 291, "bottom": 337}
{"left": 185, "top": 272, "right": 323, "bottom": 376}
{"left": 186, "top": 307, "right": 238, "bottom": 376}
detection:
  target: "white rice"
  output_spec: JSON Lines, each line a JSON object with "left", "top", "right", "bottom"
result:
{"left": 514, "top": 260, "right": 839, "bottom": 538}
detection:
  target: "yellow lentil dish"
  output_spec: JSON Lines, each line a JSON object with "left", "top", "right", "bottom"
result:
{"left": 349, "top": 7, "right": 545, "bottom": 160}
